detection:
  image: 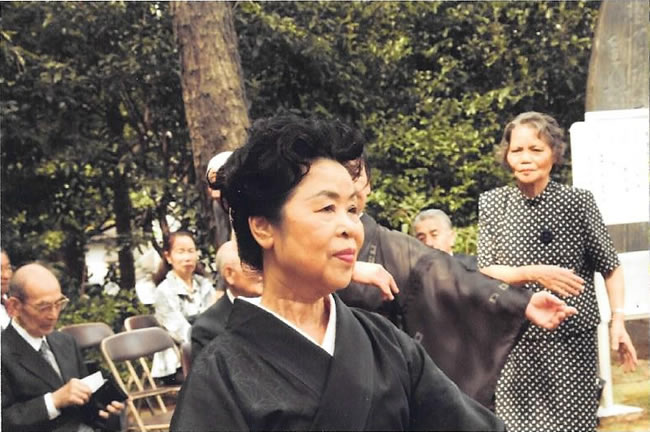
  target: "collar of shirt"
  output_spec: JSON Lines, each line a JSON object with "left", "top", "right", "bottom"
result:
{"left": 226, "top": 289, "right": 261, "bottom": 305}
{"left": 239, "top": 294, "right": 337, "bottom": 356}
{"left": 225, "top": 288, "right": 236, "bottom": 303}
{"left": 166, "top": 271, "right": 198, "bottom": 297}
{"left": 0, "top": 303, "right": 10, "bottom": 328}
{"left": 10, "top": 319, "right": 47, "bottom": 352}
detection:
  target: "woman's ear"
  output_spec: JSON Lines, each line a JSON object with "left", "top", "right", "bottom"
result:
{"left": 249, "top": 216, "right": 274, "bottom": 250}
{"left": 163, "top": 251, "right": 171, "bottom": 265}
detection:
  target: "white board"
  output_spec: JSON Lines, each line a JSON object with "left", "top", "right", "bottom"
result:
{"left": 570, "top": 109, "right": 649, "bottom": 226}
{"left": 570, "top": 108, "right": 649, "bottom": 318}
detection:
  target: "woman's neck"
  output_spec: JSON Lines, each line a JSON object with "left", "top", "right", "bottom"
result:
{"left": 260, "top": 278, "right": 330, "bottom": 343}
{"left": 173, "top": 270, "right": 194, "bottom": 292}
{"left": 517, "top": 176, "right": 550, "bottom": 198}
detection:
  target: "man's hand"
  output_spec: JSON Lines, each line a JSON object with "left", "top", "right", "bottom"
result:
{"left": 98, "top": 400, "right": 126, "bottom": 419}
{"left": 52, "top": 378, "right": 92, "bottom": 409}
{"left": 525, "top": 291, "right": 578, "bottom": 330}
{"left": 610, "top": 319, "right": 638, "bottom": 372}
{"left": 352, "top": 262, "right": 399, "bottom": 301}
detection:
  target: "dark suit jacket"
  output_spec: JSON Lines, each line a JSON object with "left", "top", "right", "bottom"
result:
{"left": 1, "top": 325, "right": 94, "bottom": 432}
{"left": 190, "top": 295, "right": 233, "bottom": 361}
{"left": 338, "top": 213, "right": 531, "bottom": 409}
{"left": 453, "top": 252, "right": 479, "bottom": 271}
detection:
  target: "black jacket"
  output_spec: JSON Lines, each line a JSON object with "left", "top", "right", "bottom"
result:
{"left": 338, "top": 214, "right": 531, "bottom": 409}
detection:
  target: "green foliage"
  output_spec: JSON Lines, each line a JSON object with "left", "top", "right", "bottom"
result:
{"left": 454, "top": 224, "right": 478, "bottom": 256}
{"left": 234, "top": 1, "right": 599, "bottom": 229}
{"left": 58, "top": 284, "right": 153, "bottom": 334}
{"left": 2, "top": 1, "right": 601, "bottom": 328}
{"left": 1, "top": 2, "right": 205, "bottom": 291}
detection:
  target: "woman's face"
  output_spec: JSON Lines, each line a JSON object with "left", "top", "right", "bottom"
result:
{"left": 165, "top": 235, "right": 198, "bottom": 279}
{"left": 506, "top": 124, "right": 554, "bottom": 191}
{"left": 265, "top": 158, "right": 364, "bottom": 297}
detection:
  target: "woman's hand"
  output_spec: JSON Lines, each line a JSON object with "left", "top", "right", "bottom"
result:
{"left": 530, "top": 265, "right": 585, "bottom": 298}
{"left": 610, "top": 318, "right": 638, "bottom": 372}
{"left": 525, "top": 291, "right": 578, "bottom": 330}
{"left": 352, "top": 262, "right": 399, "bottom": 301}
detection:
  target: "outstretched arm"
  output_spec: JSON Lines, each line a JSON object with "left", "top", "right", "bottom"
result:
{"left": 481, "top": 264, "right": 585, "bottom": 298}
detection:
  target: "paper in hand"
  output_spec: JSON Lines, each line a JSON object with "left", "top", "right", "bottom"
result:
{"left": 81, "top": 371, "right": 105, "bottom": 393}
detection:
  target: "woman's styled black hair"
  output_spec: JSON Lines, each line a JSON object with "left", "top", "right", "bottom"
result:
{"left": 216, "top": 115, "right": 365, "bottom": 271}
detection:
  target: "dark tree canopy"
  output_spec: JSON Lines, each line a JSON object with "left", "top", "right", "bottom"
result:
{"left": 1, "top": 1, "right": 600, "bottom": 322}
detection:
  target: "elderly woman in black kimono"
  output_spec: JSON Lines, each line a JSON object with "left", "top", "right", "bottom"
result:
{"left": 171, "top": 116, "right": 504, "bottom": 431}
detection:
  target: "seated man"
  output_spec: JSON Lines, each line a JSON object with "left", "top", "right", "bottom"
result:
{"left": 412, "top": 208, "right": 478, "bottom": 270}
{"left": 191, "top": 240, "right": 263, "bottom": 360}
{"left": 2, "top": 263, "right": 124, "bottom": 432}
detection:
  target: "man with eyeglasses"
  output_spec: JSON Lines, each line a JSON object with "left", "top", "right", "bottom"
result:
{"left": 2, "top": 262, "right": 124, "bottom": 432}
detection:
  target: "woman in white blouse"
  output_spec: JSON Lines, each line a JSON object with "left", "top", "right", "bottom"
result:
{"left": 151, "top": 230, "right": 217, "bottom": 381}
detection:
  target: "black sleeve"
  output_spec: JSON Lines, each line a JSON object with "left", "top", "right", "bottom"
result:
{"left": 398, "top": 332, "right": 505, "bottom": 432}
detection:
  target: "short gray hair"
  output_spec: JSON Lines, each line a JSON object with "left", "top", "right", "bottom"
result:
{"left": 413, "top": 209, "right": 453, "bottom": 230}
{"left": 497, "top": 111, "right": 567, "bottom": 170}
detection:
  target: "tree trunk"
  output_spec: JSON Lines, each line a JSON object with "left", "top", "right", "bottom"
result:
{"left": 113, "top": 171, "right": 136, "bottom": 290}
{"left": 171, "top": 1, "right": 250, "bottom": 248}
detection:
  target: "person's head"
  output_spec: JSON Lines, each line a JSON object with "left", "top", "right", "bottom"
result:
{"left": 345, "top": 154, "right": 372, "bottom": 214}
{"left": 1, "top": 249, "right": 13, "bottom": 296}
{"left": 154, "top": 231, "right": 199, "bottom": 284}
{"left": 206, "top": 151, "right": 234, "bottom": 200}
{"left": 7, "top": 263, "right": 69, "bottom": 338}
{"left": 498, "top": 112, "right": 566, "bottom": 190}
{"left": 412, "top": 209, "right": 456, "bottom": 254}
{"left": 215, "top": 240, "right": 263, "bottom": 298}
{"left": 217, "top": 115, "right": 365, "bottom": 297}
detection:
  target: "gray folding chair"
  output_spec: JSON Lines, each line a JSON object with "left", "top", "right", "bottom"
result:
{"left": 101, "top": 328, "right": 180, "bottom": 432}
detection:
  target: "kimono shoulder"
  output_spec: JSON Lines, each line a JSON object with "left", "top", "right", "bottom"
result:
{"left": 172, "top": 296, "right": 504, "bottom": 431}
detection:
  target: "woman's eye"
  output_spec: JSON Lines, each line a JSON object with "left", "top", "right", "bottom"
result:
{"left": 348, "top": 205, "right": 359, "bottom": 215}
{"left": 320, "top": 205, "right": 335, "bottom": 212}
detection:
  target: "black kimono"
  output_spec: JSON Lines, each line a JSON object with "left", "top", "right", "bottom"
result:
{"left": 170, "top": 296, "right": 504, "bottom": 432}
{"left": 190, "top": 294, "right": 234, "bottom": 360}
{"left": 338, "top": 214, "right": 531, "bottom": 409}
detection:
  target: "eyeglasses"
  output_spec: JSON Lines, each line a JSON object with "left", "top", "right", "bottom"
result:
{"left": 20, "top": 296, "right": 70, "bottom": 313}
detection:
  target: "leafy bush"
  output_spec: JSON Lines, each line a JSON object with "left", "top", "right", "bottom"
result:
{"left": 59, "top": 282, "right": 153, "bottom": 334}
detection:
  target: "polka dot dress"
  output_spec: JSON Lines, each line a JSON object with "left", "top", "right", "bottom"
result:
{"left": 478, "top": 181, "right": 620, "bottom": 432}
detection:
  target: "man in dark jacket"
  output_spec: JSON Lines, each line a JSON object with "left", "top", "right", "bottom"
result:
{"left": 2, "top": 263, "right": 124, "bottom": 432}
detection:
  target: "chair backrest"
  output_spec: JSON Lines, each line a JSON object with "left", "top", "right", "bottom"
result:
{"left": 60, "top": 322, "right": 115, "bottom": 349}
{"left": 102, "top": 328, "right": 176, "bottom": 362}
{"left": 180, "top": 341, "right": 192, "bottom": 378}
{"left": 124, "top": 314, "right": 160, "bottom": 331}
{"left": 101, "top": 328, "right": 180, "bottom": 432}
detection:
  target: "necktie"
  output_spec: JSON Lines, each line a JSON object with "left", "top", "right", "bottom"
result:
{"left": 40, "top": 340, "right": 63, "bottom": 380}
{"left": 40, "top": 341, "right": 96, "bottom": 432}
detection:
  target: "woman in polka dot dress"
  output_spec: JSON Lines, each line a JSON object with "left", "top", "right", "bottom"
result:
{"left": 478, "top": 111, "right": 638, "bottom": 432}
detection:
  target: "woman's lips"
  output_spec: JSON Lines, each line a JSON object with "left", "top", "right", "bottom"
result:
{"left": 334, "top": 248, "right": 356, "bottom": 263}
